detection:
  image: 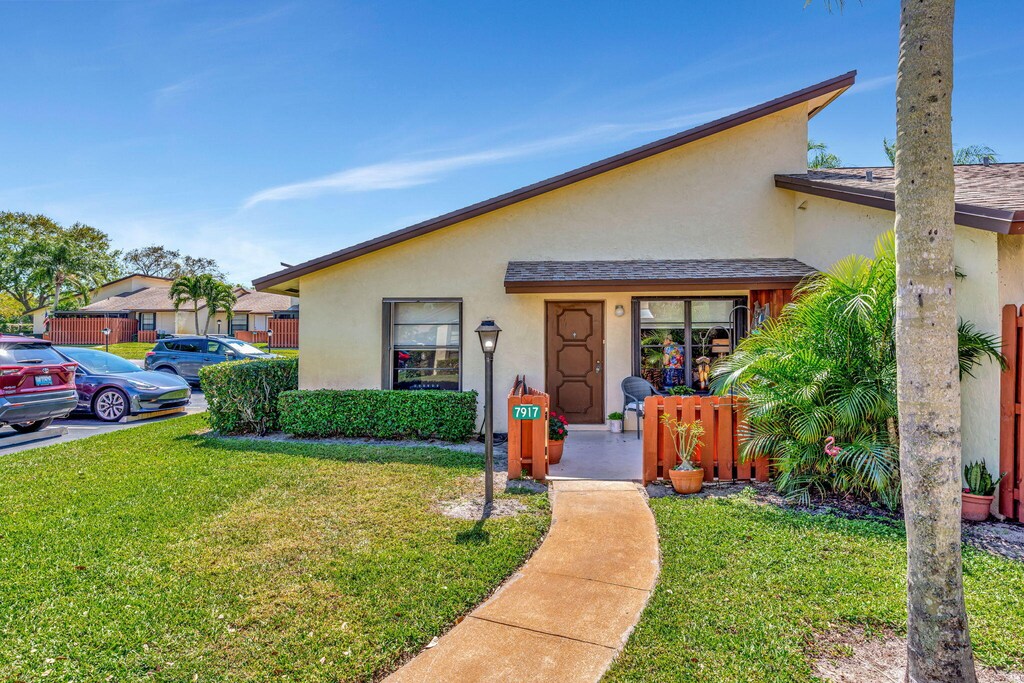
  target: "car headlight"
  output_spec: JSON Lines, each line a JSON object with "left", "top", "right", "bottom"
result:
{"left": 126, "top": 378, "right": 159, "bottom": 390}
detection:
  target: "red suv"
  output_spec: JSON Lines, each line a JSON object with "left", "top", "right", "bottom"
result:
{"left": 0, "top": 336, "right": 78, "bottom": 434}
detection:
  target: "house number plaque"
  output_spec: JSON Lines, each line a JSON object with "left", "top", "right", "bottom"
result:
{"left": 512, "top": 405, "right": 542, "bottom": 420}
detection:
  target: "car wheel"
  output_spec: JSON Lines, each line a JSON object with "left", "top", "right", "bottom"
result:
{"left": 155, "top": 366, "right": 177, "bottom": 375}
{"left": 10, "top": 418, "right": 53, "bottom": 434}
{"left": 94, "top": 388, "right": 128, "bottom": 422}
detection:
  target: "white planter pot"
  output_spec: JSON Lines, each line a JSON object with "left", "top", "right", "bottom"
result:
{"left": 608, "top": 420, "right": 623, "bottom": 433}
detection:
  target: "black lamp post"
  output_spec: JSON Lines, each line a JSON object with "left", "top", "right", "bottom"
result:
{"left": 267, "top": 327, "right": 274, "bottom": 352}
{"left": 475, "top": 319, "right": 501, "bottom": 513}
{"left": 101, "top": 327, "right": 111, "bottom": 353}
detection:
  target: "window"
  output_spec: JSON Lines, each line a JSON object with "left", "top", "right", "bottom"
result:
{"left": 382, "top": 300, "right": 461, "bottom": 390}
{"left": 138, "top": 312, "right": 156, "bottom": 331}
{"left": 230, "top": 315, "right": 248, "bottom": 333}
{"left": 0, "top": 342, "right": 65, "bottom": 365}
{"left": 633, "top": 297, "right": 746, "bottom": 393}
{"left": 164, "top": 340, "right": 203, "bottom": 353}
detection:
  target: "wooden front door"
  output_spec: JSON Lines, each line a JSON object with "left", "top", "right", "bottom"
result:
{"left": 545, "top": 301, "right": 604, "bottom": 424}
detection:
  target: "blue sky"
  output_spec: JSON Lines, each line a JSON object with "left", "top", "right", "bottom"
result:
{"left": 2, "top": 1, "right": 1022, "bottom": 285}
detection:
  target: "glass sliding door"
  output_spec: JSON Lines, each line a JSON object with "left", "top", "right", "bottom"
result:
{"left": 633, "top": 297, "right": 746, "bottom": 393}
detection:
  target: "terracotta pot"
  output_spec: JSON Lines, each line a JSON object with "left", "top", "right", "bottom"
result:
{"left": 962, "top": 492, "right": 993, "bottom": 522}
{"left": 548, "top": 439, "right": 564, "bottom": 464}
{"left": 668, "top": 467, "right": 704, "bottom": 494}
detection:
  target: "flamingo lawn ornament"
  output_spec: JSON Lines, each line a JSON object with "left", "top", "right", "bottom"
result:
{"left": 824, "top": 436, "right": 842, "bottom": 458}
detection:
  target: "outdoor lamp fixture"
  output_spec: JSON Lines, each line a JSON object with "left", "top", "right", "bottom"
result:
{"left": 475, "top": 319, "right": 502, "bottom": 513}
{"left": 267, "top": 327, "right": 274, "bottom": 351}
{"left": 101, "top": 327, "right": 111, "bottom": 353}
{"left": 217, "top": 320, "right": 222, "bottom": 335}
{"left": 614, "top": 304, "right": 625, "bottom": 317}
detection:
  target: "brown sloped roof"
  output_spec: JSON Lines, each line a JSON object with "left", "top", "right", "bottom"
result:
{"left": 232, "top": 289, "right": 293, "bottom": 313}
{"left": 254, "top": 71, "right": 857, "bottom": 293}
{"left": 775, "top": 164, "right": 1024, "bottom": 234}
{"left": 79, "top": 286, "right": 177, "bottom": 312}
{"left": 504, "top": 258, "right": 816, "bottom": 293}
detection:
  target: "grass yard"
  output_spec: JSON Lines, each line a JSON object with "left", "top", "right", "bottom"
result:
{"left": 0, "top": 415, "right": 547, "bottom": 682}
{"left": 87, "top": 341, "right": 156, "bottom": 359}
{"left": 606, "top": 491, "right": 1024, "bottom": 683}
{"left": 256, "top": 342, "right": 299, "bottom": 358}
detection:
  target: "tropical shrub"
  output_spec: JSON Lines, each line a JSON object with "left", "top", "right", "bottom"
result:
{"left": 712, "top": 232, "right": 1004, "bottom": 508}
{"left": 278, "top": 389, "right": 478, "bottom": 442}
{"left": 200, "top": 358, "right": 298, "bottom": 435}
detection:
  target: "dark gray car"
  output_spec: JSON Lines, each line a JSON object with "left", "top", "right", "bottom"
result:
{"left": 143, "top": 336, "right": 276, "bottom": 383}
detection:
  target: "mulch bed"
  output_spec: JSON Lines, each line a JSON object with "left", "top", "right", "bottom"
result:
{"left": 645, "top": 480, "right": 1024, "bottom": 563}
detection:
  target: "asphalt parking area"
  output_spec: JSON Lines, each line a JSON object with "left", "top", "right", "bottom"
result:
{"left": 0, "top": 390, "right": 207, "bottom": 455}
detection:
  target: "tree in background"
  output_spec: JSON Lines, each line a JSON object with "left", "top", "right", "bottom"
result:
{"left": 123, "top": 245, "right": 224, "bottom": 280}
{"left": 893, "top": 0, "right": 978, "bottom": 679}
{"left": 0, "top": 212, "right": 121, "bottom": 314}
{"left": 885, "top": 137, "right": 998, "bottom": 165}
{"left": 201, "top": 281, "right": 238, "bottom": 334}
{"left": 170, "top": 274, "right": 214, "bottom": 334}
{"left": 808, "top": 139, "right": 842, "bottom": 169}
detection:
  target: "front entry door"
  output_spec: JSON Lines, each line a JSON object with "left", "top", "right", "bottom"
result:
{"left": 545, "top": 301, "right": 604, "bottom": 424}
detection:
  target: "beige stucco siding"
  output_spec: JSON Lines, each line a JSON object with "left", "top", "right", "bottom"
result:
{"left": 791, "top": 193, "right": 1003, "bottom": 490}
{"left": 998, "top": 234, "right": 1024, "bottom": 311}
{"left": 298, "top": 107, "right": 810, "bottom": 431}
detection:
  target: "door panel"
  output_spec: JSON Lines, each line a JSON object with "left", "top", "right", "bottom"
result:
{"left": 545, "top": 302, "right": 604, "bottom": 424}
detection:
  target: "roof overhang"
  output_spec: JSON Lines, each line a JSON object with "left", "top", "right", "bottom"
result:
{"left": 254, "top": 71, "right": 857, "bottom": 294}
{"left": 504, "top": 259, "right": 816, "bottom": 294}
{"left": 775, "top": 174, "right": 1024, "bottom": 235}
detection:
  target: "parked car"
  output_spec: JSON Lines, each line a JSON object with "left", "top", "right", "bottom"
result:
{"left": 55, "top": 346, "right": 192, "bottom": 422}
{"left": 0, "top": 335, "right": 78, "bottom": 433}
{"left": 143, "top": 336, "right": 277, "bottom": 383}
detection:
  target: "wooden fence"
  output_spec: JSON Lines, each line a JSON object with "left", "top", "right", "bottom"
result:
{"left": 45, "top": 317, "right": 138, "bottom": 345}
{"left": 137, "top": 330, "right": 157, "bottom": 343}
{"left": 235, "top": 330, "right": 269, "bottom": 344}
{"left": 507, "top": 376, "right": 550, "bottom": 481}
{"left": 268, "top": 318, "right": 299, "bottom": 348}
{"left": 1000, "top": 304, "right": 1023, "bottom": 522}
{"left": 642, "top": 394, "right": 769, "bottom": 485}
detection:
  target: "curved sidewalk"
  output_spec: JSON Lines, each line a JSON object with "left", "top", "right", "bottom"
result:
{"left": 386, "top": 480, "right": 660, "bottom": 683}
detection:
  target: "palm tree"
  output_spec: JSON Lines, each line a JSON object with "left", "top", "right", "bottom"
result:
{"left": 893, "top": 1, "right": 978, "bottom": 679}
{"left": 884, "top": 137, "right": 997, "bottom": 165}
{"left": 712, "top": 232, "right": 1002, "bottom": 507}
{"left": 808, "top": 139, "right": 842, "bottom": 169}
{"left": 201, "top": 281, "right": 237, "bottom": 334}
{"left": 170, "top": 274, "right": 214, "bottom": 334}
{"left": 29, "top": 236, "right": 102, "bottom": 314}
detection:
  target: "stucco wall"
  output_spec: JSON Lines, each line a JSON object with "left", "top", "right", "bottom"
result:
{"left": 93, "top": 275, "right": 169, "bottom": 302}
{"left": 297, "top": 106, "right": 810, "bottom": 431}
{"left": 998, "top": 234, "right": 1024, "bottom": 311}
{"left": 792, "top": 193, "right": 1004, "bottom": 492}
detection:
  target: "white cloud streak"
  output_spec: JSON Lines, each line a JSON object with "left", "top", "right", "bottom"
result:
{"left": 242, "top": 106, "right": 737, "bottom": 209}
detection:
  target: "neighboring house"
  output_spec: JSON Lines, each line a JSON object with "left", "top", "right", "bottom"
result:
{"left": 252, "top": 71, "right": 1023, "bottom": 496}
{"left": 204, "top": 288, "right": 298, "bottom": 341}
{"left": 33, "top": 274, "right": 296, "bottom": 342}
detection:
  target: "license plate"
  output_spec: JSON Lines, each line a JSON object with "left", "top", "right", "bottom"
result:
{"left": 34, "top": 375, "right": 53, "bottom": 386}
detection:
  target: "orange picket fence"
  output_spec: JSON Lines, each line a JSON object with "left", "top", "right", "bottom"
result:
{"left": 268, "top": 318, "right": 299, "bottom": 348}
{"left": 642, "top": 394, "right": 769, "bottom": 485}
{"left": 1000, "top": 304, "right": 1024, "bottom": 522}
{"left": 235, "top": 330, "right": 269, "bottom": 344}
{"left": 507, "top": 376, "right": 550, "bottom": 481}
{"left": 45, "top": 317, "right": 138, "bottom": 345}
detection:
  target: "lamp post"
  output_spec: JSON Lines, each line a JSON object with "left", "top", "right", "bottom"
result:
{"left": 475, "top": 319, "right": 501, "bottom": 513}
{"left": 267, "top": 327, "right": 274, "bottom": 352}
{"left": 101, "top": 327, "right": 111, "bottom": 353}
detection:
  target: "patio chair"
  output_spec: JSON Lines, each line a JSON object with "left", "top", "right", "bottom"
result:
{"left": 621, "top": 376, "right": 663, "bottom": 440}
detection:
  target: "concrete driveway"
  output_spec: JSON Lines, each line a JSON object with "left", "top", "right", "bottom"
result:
{"left": 0, "top": 390, "right": 207, "bottom": 455}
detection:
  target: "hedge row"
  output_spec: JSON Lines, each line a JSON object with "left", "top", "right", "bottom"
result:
{"left": 199, "top": 358, "right": 299, "bottom": 435}
{"left": 278, "top": 389, "right": 478, "bottom": 442}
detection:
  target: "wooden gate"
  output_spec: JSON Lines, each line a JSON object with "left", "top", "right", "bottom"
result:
{"left": 641, "top": 395, "right": 769, "bottom": 485}
{"left": 45, "top": 317, "right": 138, "bottom": 345}
{"left": 268, "top": 318, "right": 299, "bottom": 348}
{"left": 1000, "top": 304, "right": 1023, "bottom": 522}
{"left": 507, "top": 376, "right": 550, "bottom": 481}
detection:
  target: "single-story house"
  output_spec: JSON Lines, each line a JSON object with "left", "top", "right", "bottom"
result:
{"left": 33, "top": 274, "right": 296, "bottom": 342}
{"left": 205, "top": 288, "right": 299, "bottom": 343}
{"left": 253, "top": 70, "right": 1023, "bottom": 503}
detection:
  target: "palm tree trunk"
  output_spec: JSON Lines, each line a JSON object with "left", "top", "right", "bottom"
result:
{"left": 52, "top": 272, "right": 63, "bottom": 314}
{"left": 194, "top": 303, "right": 200, "bottom": 335}
{"left": 894, "top": 1, "right": 977, "bottom": 681}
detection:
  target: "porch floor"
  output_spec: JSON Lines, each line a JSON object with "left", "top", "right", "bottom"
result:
{"left": 548, "top": 429, "right": 643, "bottom": 481}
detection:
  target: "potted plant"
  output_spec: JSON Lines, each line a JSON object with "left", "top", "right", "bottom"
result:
{"left": 607, "top": 411, "right": 624, "bottom": 433}
{"left": 962, "top": 460, "right": 1005, "bottom": 522}
{"left": 548, "top": 411, "right": 568, "bottom": 464}
{"left": 660, "top": 415, "right": 705, "bottom": 494}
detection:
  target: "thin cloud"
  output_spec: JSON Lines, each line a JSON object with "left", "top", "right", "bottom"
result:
{"left": 153, "top": 75, "right": 203, "bottom": 105}
{"left": 242, "top": 106, "right": 736, "bottom": 209}
{"left": 847, "top": 73, "right": 896, "bottom": 95}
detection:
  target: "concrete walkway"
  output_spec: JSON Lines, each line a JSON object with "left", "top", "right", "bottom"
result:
{"left": 386, "top": 480, "right": 659, "bottom": 683}
{"left": 548, "top": 430, "right": 643, "bottom": 481}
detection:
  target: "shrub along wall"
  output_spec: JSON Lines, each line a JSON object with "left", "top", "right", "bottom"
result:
{"left": 200, "top": 358, "right": 299, "bottom": 435}
{"left": 278, "top": 389, "right": 478, "bottom": 442}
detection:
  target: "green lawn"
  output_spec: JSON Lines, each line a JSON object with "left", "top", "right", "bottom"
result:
{"left": 607, "top": 491, "right": 1024, "bottom": 683}
{"left": 255, "top": 342, "right": 299, "bottom": 358}
{"left": 87, "top": 341, "right": 156, "bottom": 359}
{"left": 0, "top": 415, "right": 547, "bottom": 681}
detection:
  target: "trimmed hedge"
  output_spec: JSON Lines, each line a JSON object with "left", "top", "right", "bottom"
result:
{"left": 278, "top": 389, "right": 478, "bottom": 442}
{"left": 200, "top": 358, "right": 299, "bottom": 435}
